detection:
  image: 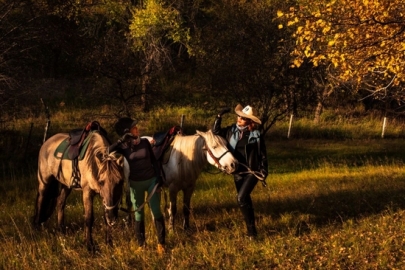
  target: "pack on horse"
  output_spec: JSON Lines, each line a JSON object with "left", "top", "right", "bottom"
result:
{"left": 143, "top": 128, "right": 238, "bottom": 231}
{"left": 33, "top": 121, "right": 129, "bottom": 251}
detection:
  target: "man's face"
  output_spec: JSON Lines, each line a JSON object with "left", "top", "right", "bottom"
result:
{"left": 237, "top": 115, "right": 251, "bottom": 127}
{"left": 130, "top": 126, "right": 140, "bottom": 138}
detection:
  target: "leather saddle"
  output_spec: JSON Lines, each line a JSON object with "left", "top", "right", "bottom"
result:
{"left": 67, "top": 121, "right": 107, "bottom": 160}
{"left": 151, "top": 125, "right": 182, "bottom": 162}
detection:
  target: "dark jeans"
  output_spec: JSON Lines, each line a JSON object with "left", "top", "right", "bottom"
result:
{"left": 234, "top": 173, "right": 258, "bottom": 208}
{"left": 234, "top": 173, "right": 259, "bottom": 236}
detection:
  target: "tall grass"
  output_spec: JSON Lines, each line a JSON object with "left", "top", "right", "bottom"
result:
{"left": 2, "top": 135, "right": 405, "bottom": 268}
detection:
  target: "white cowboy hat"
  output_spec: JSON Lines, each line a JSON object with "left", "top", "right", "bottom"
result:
{"left": 234, "top": 104, "right": 262, "bottom": 124}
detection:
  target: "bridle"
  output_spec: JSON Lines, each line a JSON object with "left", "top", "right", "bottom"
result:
{"left": 101, "top": 189, "right": 122, "bottom": 211}
{"left": 205, "top": 142, "right": 231, "bottom": 172}
{"left": 103, "top": 196, "right": 122, "bottom": 211}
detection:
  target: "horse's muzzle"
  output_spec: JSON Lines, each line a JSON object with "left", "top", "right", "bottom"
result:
{"left": 105, "top": 210, "right": 118, "bottom": 226}
{"left": 222, "top": 161, "right": 238, "bottom": 174}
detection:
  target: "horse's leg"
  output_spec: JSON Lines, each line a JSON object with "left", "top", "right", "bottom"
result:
{"left": 56, "top": 185, "right": 71, "bottom": 233}
{"left": 33, "top": 181, "right": 46, "bottom": 227}
{"left": 182, "top": 186, "right": 195, "bottom": 230}
{"left": 104, "top": 216, "right": 113, "bottom": 248}
{"left": 34, "top": 175, "right": 59, "bottom": 227}
{"left": 168, "top": 186, "right": 178, "bottom": 231}
{"left": 82, "top": 189, "right": 95, "bottom": 252}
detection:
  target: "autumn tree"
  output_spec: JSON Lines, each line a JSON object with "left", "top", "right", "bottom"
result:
{"left": 193, "top": 0, "right": 312, "bottom": 134}
{"left": 278, "top": 0, "right": 405, "bottom": 114}
{"left": 127, "top": 0, "right": 191, "bottom": 111}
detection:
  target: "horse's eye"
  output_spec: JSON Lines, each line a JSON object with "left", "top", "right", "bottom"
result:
{"left": 99, "top": 180, "right": 105, "bottom": 186}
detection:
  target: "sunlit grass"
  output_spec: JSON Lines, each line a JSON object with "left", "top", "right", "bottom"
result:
{"left": 2, "top": 107, "right": 405, "bottom": 268}
{"left": 2, "top": 154, "right": 405, "bottom": 268}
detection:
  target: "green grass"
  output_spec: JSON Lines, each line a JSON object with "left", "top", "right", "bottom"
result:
{"left": 2, "top": 136, "right": 405, "bottom": 269}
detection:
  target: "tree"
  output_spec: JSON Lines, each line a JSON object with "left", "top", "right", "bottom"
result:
{"left": 278, "top": 0, "right": 405, "bottom": 112}
{"left": 192, "top": 0, "right": 312, "bottom": 134}
{"left": 127, "top": 0, "right": 191, "bottom": 111}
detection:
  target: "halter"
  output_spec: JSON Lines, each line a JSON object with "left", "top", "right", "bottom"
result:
{"left": 101, "top": 191, "right": 122, "bottom": 211}
{"left": 103, "top": 195, "right": 122, "bottom": 210}
{"left": 205, "top": 143, "right": 231, "bottom": 172}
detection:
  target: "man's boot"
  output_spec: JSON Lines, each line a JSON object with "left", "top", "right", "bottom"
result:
{"left": 134, "top": 220, "right": 146, "bottom": 251}
{"left": 240, "top": 205, "right": 257, "bottom": 239}
{"left": 154, "top": 216, "right": 166, "bottom": 254}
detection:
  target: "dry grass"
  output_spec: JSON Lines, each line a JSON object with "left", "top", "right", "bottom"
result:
{"left": 2, "top": 135, "right": 405, "bottom": 269}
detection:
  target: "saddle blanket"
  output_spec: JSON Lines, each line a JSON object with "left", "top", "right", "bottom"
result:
{"left": 54, "top": 132, "right": 93, "bottom": 160}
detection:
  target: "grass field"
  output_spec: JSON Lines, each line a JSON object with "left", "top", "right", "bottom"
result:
{"left": 1, "top": 133, "right": 405, "bottom": 269}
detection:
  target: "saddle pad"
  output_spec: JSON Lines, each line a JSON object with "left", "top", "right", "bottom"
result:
{"left": 54, "top": 133, "right": 94, "bottom": 160}
{"left": 161, "top": 141, "right": 174, "bottom": 165}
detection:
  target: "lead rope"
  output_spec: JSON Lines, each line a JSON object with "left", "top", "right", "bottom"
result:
{"left": 237, "top": 163, "right": 267, "bottom": 187}
{"left": 120, "top": 182, "right": 160, "bottom": 213}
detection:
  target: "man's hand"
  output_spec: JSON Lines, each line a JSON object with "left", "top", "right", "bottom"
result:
{"left": 218, "top": 107, "right": 231, "bottom": 117}
{"left": 119, "top": 133, "right": 134, "bottom": 143}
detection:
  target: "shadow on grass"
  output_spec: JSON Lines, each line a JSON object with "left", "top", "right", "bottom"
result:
{"left": 190, "top": 176, "right": 405, "bottom": 236}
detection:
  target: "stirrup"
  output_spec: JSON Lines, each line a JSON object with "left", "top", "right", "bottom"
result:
{"left": 70, "top": 177, "right": 81, "bottom": 188}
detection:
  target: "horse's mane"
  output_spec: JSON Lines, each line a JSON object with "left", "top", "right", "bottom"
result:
{"left": 86, "top": 132, "right": 123, "bottom": 183}
{"left": 205, "top": 129, "right": 227, "bottom": 148}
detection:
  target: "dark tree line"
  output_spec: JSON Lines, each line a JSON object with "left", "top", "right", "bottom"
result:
{"left": 0, "top": 0, "right": 391, "bottom": 134}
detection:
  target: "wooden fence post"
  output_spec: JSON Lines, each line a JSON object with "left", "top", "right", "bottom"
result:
{"left": 381, "top": 117, "right": 387, "bottom": 138}
{"left": 287, "top": 114, "right": 294, "bottom": 139}
{"left": 180, "top": 114, "right": 185, "bottom": 128}
{"left": 41, "top": 98, "right": 51, "bottom": 144}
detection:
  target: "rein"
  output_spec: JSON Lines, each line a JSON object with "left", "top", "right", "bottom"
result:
{"left": 206, "top": 145, "right": 230, "bottom": 172}
{"left": 237, "top": 163, "right": 267, "bottom": 187}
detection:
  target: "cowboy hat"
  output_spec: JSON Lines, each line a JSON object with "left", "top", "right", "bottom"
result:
{"left": 234, "top": 104, "right": 262, "bottom": 124}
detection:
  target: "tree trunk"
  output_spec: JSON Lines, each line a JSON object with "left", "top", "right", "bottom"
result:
{"left": 313, "top": 101, "right": 323, "bottom": 124}
{"left": 141, "top": 73, "right": 149, "bottom": 112}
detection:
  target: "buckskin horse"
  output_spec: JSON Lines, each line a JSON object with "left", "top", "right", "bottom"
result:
{"left": 33, "top": 124, "right": 129, "bottom": 251}
{"left": 144, "top": 129, "right": 238, "bottom": 231}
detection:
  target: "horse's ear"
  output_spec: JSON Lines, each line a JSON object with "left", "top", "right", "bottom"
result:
{"left": 116, "top": 154, "right": 124, "bottom": 167}
{"left": 196, "top": 130, "right": 202, "bottom": 136}
{"left": 96, "top": 151, "right": 104, "bottom": 164}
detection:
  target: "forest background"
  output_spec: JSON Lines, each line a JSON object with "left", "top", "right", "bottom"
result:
{"left": 2, "top": 0, "right": 405, "bottom": 127}
{"left": 2, "top": 0, "right": 405, "bottom": 171}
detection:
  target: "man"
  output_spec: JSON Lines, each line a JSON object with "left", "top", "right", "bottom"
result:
{"left": 213, "top": 104, "right": 268, "bottom": 238}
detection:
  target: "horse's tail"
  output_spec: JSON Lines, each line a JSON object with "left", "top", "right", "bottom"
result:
{"left": 34, "top": 178, "right": 60, "bottom": 224}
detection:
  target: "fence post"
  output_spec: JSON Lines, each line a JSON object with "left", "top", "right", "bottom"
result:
{"left": 381, "top": 117, "right": 387, "bottom": 138}
{"left": 180, "top": 114, "right": 185, "bottom": 128}
{"left": 41, "top": 98, "right": 51, "bottom": 144}
{"left": 287, "top": 114, "right": 294, "bottom": 139}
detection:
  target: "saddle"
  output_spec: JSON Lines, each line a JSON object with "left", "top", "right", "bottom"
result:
{"left": 53, "top": 121, "right": 108, "bottom": 189}
{"left": 67, "top": 121, "right": 106, "bottom": 160}
{"left": 151, "top": 125, "right": 182, "bottom": 163}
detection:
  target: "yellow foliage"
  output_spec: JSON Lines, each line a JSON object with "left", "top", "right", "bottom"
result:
{"left": 278, "top": 0, "right": 405, "bottom": 92}
{"left": 322, "top": 25, "right": 331, "bottom": 34}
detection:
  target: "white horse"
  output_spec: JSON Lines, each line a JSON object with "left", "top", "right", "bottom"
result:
{"left": 144, "top": 129, "right": 237, "bottom": 230}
